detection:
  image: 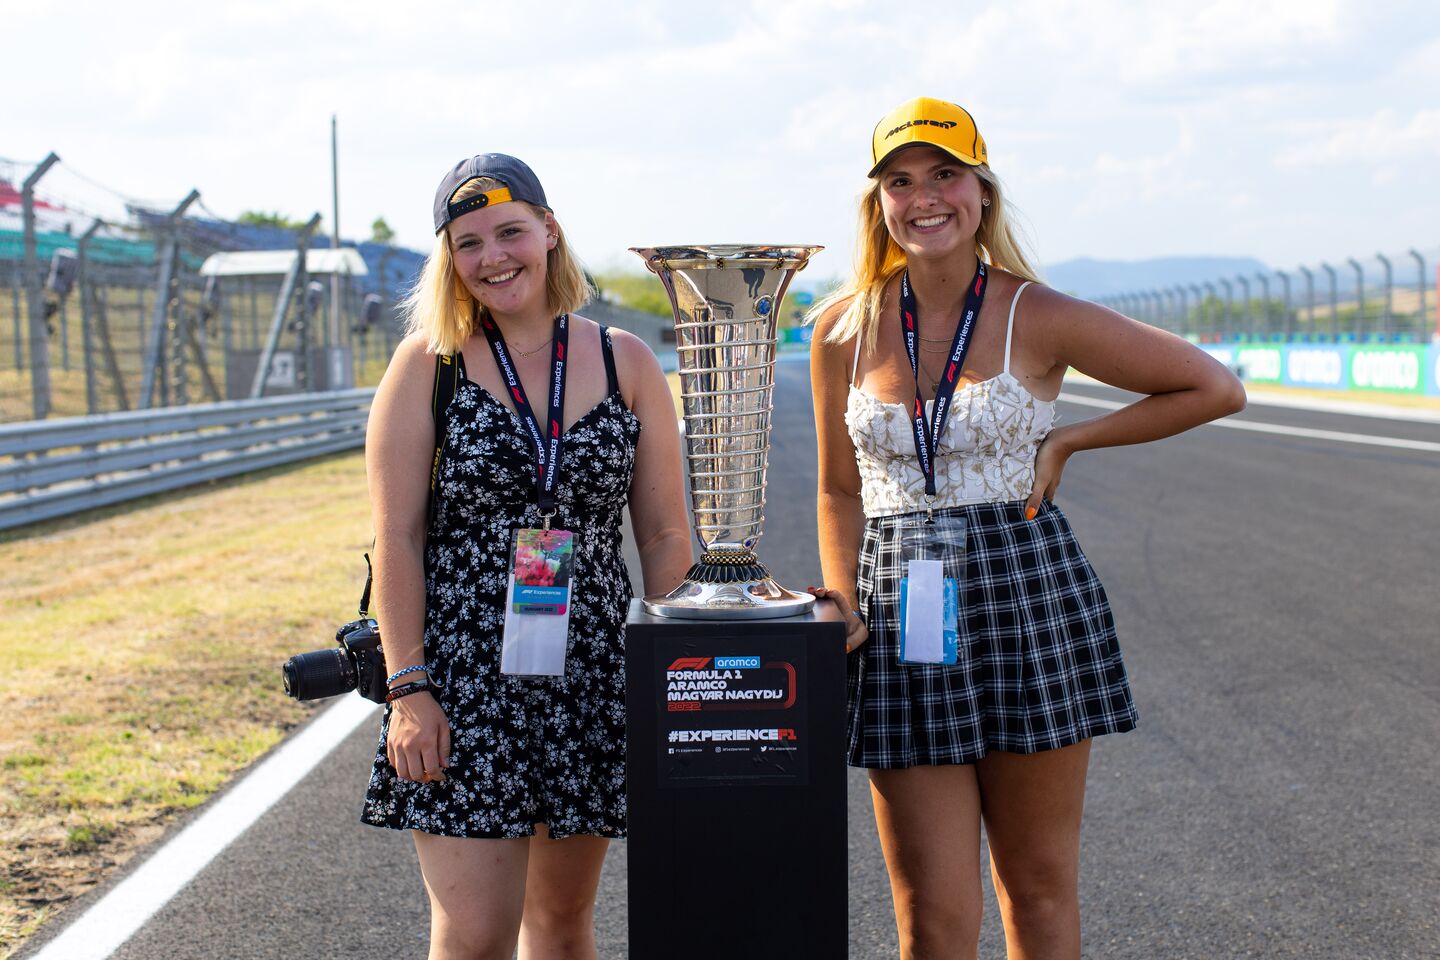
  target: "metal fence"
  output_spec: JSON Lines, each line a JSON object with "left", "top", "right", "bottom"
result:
{"left": 1095, "top": 248, "right": 1438, "bottom": 343}
{"left": 0, "top": 389, "right": 372, "bottom": 531}
{"left": 1, "top": 152, "right": 417, "bottom": 425}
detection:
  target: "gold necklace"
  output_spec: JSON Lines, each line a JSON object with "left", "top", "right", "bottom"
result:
{"left": 510, "top": 337, "right": 553, "bottom": 359}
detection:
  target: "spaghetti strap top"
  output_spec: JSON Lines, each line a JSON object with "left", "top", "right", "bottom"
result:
{"left": 852, "top": 280, "right": 1034, "bottom": 382}
{"left": 599, "top": 325, "right": 620, "bottom": 395}
{"left": 845, "top": 280, "right": 1055, "bottom": 518}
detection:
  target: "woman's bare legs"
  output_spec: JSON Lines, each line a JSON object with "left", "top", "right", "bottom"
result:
{"left": 869, "top": 765, "right": 985, "bottom": 960}
{"left": 518, "top": 824, "right": 609, "bottom": 960}
{"left": 413, "top": 832, "right": 529, "bottom": 960}
{"left": 977, "top": 740, "right": 1091, "bottom": 960}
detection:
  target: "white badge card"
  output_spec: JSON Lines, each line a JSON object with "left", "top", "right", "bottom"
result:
{"left": 500, "top": 528, "right": 574, "bottom": 676}
{"left": 897, "top": 516, "right": 966, "bottom": 666}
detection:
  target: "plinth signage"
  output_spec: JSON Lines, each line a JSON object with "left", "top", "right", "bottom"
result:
{"left": 657, "top": 644, "right": 807, "bottom": 786}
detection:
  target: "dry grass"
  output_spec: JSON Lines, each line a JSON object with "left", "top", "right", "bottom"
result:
{"left": 0, "top": 451, "right": 372, "bottom": 957}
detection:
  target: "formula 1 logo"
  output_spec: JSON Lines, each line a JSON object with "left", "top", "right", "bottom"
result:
{"left": 667, "top": 656, "right": 712, "bottom": 671}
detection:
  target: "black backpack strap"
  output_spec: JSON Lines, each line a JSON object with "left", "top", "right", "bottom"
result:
{"left": 599, "top": 325, "right": 619, "bottom": 396}
{"left": 430, "top": 351, "right": 463, "bottom": 493}
{"left": 359, "top": 351, "right": 464, "bottom": 618}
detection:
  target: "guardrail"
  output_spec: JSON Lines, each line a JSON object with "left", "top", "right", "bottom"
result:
{"left": 0, "top": 389, "right": 372, "bottom": 532}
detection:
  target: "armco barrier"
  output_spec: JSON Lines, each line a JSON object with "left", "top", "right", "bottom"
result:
{"left": 0, "top": 389, "right": 373, "bottom": 532}
{"left": 1201, "top": 343, "right": 1440, "bottom": 397}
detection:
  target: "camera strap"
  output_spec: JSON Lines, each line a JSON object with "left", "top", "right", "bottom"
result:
{"left": 357, "top": 350, "right": 465, "bottom": 618}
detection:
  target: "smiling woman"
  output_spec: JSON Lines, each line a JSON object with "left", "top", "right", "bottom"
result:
{"left": 359, "top": 153, "right": 691, "bottom": 960}
{"left": 807, "top": 95, "right": 1246, "bottom": 960}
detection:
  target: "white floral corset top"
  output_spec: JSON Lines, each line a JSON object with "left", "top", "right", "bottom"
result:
{"left": 843, "top": 282, "right": 1056, "bottom": 518}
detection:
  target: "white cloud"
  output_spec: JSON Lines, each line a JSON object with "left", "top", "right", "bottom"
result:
{"left": 4, "top": 0, "right": 1439, "bottom": 271}
{"left": 1275, "top": 107, "right": 1440, "bottom": 169}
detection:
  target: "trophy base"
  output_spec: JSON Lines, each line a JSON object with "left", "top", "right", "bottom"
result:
{"left": 641, "top": 551, "right": 815, "bottom": 621}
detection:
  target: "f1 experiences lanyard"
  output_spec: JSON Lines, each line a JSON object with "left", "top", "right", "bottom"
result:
{"left": 900, "top": 260, "right": 988, "bottom": 517}
{"left": 479, "top": 313, "right": 569, "bottom": 525}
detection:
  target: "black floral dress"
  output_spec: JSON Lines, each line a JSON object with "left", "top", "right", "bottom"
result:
{"left": 361, "top": 331, "right": 639, "bottom": 839}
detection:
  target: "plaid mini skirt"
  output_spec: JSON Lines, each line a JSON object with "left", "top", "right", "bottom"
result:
{"left": 848, "top": 499, "right": 1138, "bottom": 768}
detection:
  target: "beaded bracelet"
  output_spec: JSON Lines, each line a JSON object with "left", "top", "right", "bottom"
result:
{"left": 385, "top": 680, "right": 431, "bottom": 704}
{"left": 386, "top": 664, "right": 429, "bottom": 686}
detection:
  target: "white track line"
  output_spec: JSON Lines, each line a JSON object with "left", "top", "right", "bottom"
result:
{"left": 29, "top": 695, "right": 379, "bottom": 960}
{"left": 1063, "top": 372, "right": 1440, "bottom": 424}
{"left": 1058, "top": 393, "right": 1440, "bottom": 452}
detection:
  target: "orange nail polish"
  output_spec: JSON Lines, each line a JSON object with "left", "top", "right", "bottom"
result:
{"left": 1024, "top": 506, "right": 1037, "bottom": 521}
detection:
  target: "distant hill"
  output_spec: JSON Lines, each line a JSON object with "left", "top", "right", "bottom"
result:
{"left": 1043, "top": 256, "right": 1271, "bottom": 299}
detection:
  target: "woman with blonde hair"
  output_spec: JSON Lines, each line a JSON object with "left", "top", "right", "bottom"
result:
{"left": 809, "top": 99, "right": 1245, "bottom": 959}
{"left": 361, "top": 153, "right": 691, "bottom": 959}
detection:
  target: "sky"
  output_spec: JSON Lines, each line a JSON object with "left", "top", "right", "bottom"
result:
{"left": 4, "top": 0, "right": 1439, "bottom": 286}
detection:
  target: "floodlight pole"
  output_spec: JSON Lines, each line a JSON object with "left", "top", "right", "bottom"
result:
{"left": 330, "top": 114, "right": 341, "bottom": 349}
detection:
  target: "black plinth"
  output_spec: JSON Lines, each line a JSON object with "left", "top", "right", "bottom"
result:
{"left": 624, "top": 599, "right": 848, "bottom": 959}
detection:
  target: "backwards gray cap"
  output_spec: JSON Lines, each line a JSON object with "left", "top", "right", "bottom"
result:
{"left": 432, "top": 153, "right": 550, "bottom": 234}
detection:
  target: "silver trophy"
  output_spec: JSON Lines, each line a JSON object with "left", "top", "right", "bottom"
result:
{"left": 630, "top": 244, "right": 822, "bottom": 619}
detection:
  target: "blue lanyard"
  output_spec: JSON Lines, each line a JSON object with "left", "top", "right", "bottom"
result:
{"left": 898, "top": 260, "right": 988, "bottom": 501}
{"left": 479, "top": 313, "right": 569, "bottom": 518}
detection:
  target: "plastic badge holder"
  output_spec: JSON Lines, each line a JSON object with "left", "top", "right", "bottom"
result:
{"left": 897, "top": 515, "right": 966, "bottom": 665}
{"left": 500, "top": 528, "right": 574, "bottom": 676}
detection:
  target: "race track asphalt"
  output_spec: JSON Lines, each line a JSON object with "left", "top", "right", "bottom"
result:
{"left": 19, "top": 358, "right": 1439, "bottom": 959}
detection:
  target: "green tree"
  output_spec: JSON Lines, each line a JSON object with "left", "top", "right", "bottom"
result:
{"left": 237, "top": 210, "right": 316, "bottom": 231}
{"left": 370, "top": 217, "right": 395, "bottom": 245}
{"left": 592, "top": 271, "right": 674, "bottom": 318}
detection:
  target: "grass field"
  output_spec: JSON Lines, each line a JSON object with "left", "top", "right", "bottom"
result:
{"left": 0, "top": 451, "right": 372, "bottom": 957}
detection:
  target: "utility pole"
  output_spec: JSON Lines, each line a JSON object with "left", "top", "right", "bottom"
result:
{"left": 330, "top": 114, "right": 342, "bottom": 350}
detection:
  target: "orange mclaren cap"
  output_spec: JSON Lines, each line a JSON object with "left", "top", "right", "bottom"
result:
{"left": 869, "top": 96, "right": 988, "bottom": 177}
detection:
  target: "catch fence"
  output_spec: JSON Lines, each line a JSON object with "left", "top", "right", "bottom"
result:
{"left": 0, "top": 152, "right": 419, "bottom": 425}
{"left": 1095, "top": 248, "right": 1440, "bottom": 344}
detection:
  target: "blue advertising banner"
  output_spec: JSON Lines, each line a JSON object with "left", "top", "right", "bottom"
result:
{"left": 1285, "top": 345, "right": 1348, "bottom": 389}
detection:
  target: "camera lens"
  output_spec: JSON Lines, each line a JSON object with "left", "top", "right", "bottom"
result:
{"left": 282, "top": 648, "right": 356, "bottom": 700}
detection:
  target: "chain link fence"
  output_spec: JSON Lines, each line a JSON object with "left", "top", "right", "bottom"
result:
{"left": 0, "top": 153, "right": 419, "bottom": 424}
{"left": 1095, "top": 247, "right": 1439, "bottom": 344}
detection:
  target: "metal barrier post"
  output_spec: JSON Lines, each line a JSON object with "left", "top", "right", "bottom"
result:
{"left": 1235, "top": 275, "right": 1251, "bottom": 338}
{"left": 76, "top": 220, "right": 104, "bottom": 415}
{"left": 139, "top": 190, "right": 199, "bottom": 408}
{"left": 1346, "top": 257, "right": 1365, "bottom": 339}
{"left": 22, "top": 152, "right": 61, "bottom": 419}
{"left": 1321, "top": 263, "right": 1338, "bottom": 339}
{"left": 1218, "top": 279, "right": 1233, "bottom": 339}
{"left": 1408, "top": 249, "right": 1426, "bottom": 337}
{"left": 1255, "top": 273, "right": 1270, "bottom": 336}
{"left": 1375, "top": 253, "right": 1392, "bottom": 339}
{"left": 1276, "top": 271, "right": 1293, "bottom": 339}
{"left": 251, "top": 213, "right": 322, "bottom": 398}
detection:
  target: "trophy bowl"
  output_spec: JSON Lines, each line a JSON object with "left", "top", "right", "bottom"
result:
{"left": 630, "top": 244, "right": 822, "bottom": 620}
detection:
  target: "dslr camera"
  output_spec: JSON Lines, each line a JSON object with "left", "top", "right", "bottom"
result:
{"left": 282, "top": 617, "right": 389, "bottom": 703}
